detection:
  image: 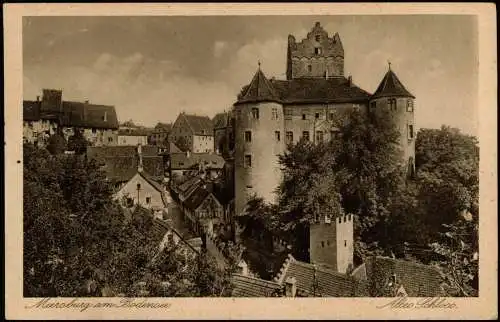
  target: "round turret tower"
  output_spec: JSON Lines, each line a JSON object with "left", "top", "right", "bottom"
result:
{"left": 370, "top": 64, "right": 416, "bottom": 176}
{"left": 233, "top": 65, "right": 285, "bottom": 217}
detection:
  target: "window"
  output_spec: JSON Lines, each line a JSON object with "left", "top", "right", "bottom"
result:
{"left": 302, "top": 114, "right": 307, "bottom": 120}
{"left": 284, "top": 108, "right": 293, "bottom": 120}
{"left": 244, "top": 155, "right": 252, "bottom": 168}
{"left": 252, "top": 108, "right": 259, "bottom": 119}
{"left": 286, "top": 131, "right": 293, "bottom": 144}
{"left": 388, "top": 98, "right": 397, "bottom": 111}
{"left": 136, "top": 183, "right": 141, "bottom": 190}
{"left": 314, "top": 47, "right": 322, "bottom": 55}
{"left": 272, "top": 108, "right": 279, "bottom": 120}
{"left": 321, "top": 241, "right": 325, "bottom": 248}
{"left": 328, "top": 113, "right": 334, "bottom": 121}
{"left": 108, "top": 137, "right": 113, "bottom": 143}
{"left": 146, "top": 197, "right": 151, "bottom": 204}
{"left": 245, "top": 131, "right": 252, "bottom": 142}
{"left": 330, "top": 130, "right": 340, "bottom": 140}
{"left": 307, "top": 65, "right": 312, "bottom": 72}
{"left": 92, "top": 128, "right": 96, "bottom": 134}
{"left": 406, "top": 99, "right": 414, "bottom": 112}
{"left": 344, "top": 240, "right": 347, "bottom": 247}
{"left": 275, "top": 131, "right": 281, "bottom": 141}
{"left": 302, "top": 131, "right": 310, "bottom": 141}
{"left": 327, "top": 240, "right": 330, "bottom": 246}
{"left": 315, "top": 112, "right": 320, "bottom": 119}
{"left": 316, "top": 131, "right": 324, "bottom": 143}
{"left": 315, "top": 35, "right": 321, "bottom": 42}
{"left": 370, "top": 101, "right": 376, "bottom": 110}
{"left": 408, "top": 124, "right": 414, "bottom": 139}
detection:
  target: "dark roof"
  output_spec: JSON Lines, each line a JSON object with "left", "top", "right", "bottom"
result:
{"left": 231, "top": 274, "right": 282, "bottom": 297}
{"left": 371, "top": 69, "right": 415, "bottom": 99}
{"left": 23, "top": 100, "right": 41, "bottom": 121}
{"left": 363, "top": 256, "right": 444, "bottom": 297}
{"left": 167, "top": 142, "right": 183, "bottom": 153}
{"left": 153, "top": 123, "right": 172, "bottom": 132}
{"left": 275, "top": 255, "right": 369, "bottom": 297}
{"left": 177, "top": 176, "right": 203, "bottom": 195}
{"left": 149, "top": 217, "right": 199, "bottom": 255}
{"left": 117, "top": 128, "right": 151, "bottom": 136}
{"left": 235, "top": 68, "right": 281, "bottom": 105}
{"left": 87, "top": 146, "right": 163, "bottom": 182}
{"left": 182, "top": 186, "right": 211, "bottom": 211}
{"left": 213, "top": 112, "right": 230, "bottom": 129}
{"left": 170, "top": 152, "right": 225, "bottom": 170}
{"left": 181, "top": 113, "right": 213, "bottom": 136}
{"left": 61, "top": 101, "right": 119, "bottom": 129}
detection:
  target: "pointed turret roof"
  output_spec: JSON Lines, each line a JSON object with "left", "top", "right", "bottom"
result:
{"left": 372, "top": 67, "right": 415, "bottom": 99}
{"left": 235, "top": 67, "right": 281, "bottom": 105}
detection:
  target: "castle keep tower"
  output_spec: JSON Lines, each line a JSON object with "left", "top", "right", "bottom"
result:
{"left": 370, "top": 65, "right": 416, "bottom": 176}
{"left": 309, "top": 214, "right": 354, "bottom": 274}
{"left": 286, "top": 22, "right": 344, "bottom": 80}
{"left": 233, "top": 67, "right": 285, "bottom": 217}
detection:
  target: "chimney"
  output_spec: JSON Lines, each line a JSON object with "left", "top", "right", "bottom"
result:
{"left": 103, "top": 111, "right": 108, "bottom": 122}
{"left": 348, "top": 75, "right": 352, "bottom": 87}
{"left": 36, "top": 96, "right": 40, "bottom": 102}
{"left": 237, "top": 260, "right": 249, "bottom": 276}
{"left": 137, "top": 143, "right": 143, "bottom": 172}
{"left": 284, "top": 277, "right": 297, "bottom": 297}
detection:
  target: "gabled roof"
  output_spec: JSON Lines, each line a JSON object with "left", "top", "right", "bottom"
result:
{"left": 235, "top": 68, "right": 281, "bottom": 105}
{"left": 168, "top": 142, "right": 183, "bottom": 153}
{"left": 231, "top": 274, "right": 282, "bottom": 297}
{"left": 182, "top": 186, "right": 211, "bottom": 211}
{"left": 362, "top": 256, "right": 445, "bottom": 297}
{"left": 371, "top": 68, "right": 415, "bottom": 99}
{"left": 117, "top": 128, "right": 151, "bottom": 136}
{"left": 274, "top": 255, "right": 369, "bottom": 297}
{"left": 181, "top": 113, "right": 213, "bottom": 136}
{"left": 213, "top": 112, "right": 231, "bottom": 129}
{"left": 23, "top": 100, "right": 41, "bottom": 121}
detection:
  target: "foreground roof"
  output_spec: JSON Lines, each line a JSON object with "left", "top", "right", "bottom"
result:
{"left": 231, "top": 274, "right": 282, "bottom": 297}
{"left": 274, "top": 255, "right": 369, "bottom": 297}
{"left": 371, "top": 68, "right": 415, "bottom": 99}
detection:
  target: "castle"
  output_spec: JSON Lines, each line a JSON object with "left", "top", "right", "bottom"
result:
{"left": 232, "top": 22, "right": 416, "bottom": 221}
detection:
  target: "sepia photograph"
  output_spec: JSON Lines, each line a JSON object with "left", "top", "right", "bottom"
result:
{"left": 4, "top": 3, "right": 497, "bottom": 320}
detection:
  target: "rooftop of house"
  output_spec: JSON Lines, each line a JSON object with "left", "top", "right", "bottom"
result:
{"left": 182, "top": 185, "right": 212, "bottom": 211}
{"left": 170, "top": 152, "right": 225, "bottom": 170}
{"left": 235, "top": 69, "right": 372, "bottom": 105}
{"left": 117, "top": 128, "right": 152, "bottom": 136}
{"left": 274, "top": 255, "right": 368, "bottom": 297}
{"left": 179, "top": 113, "right": 213, "bottom": 136}
{"left": 23, "top": 98, "right": 120, "bottom": 129}
{"left": 212, "top": 111, "right": 233, "bottom": 129}
{"left": 231, "top": 274, "right": 282, "bottom": 297}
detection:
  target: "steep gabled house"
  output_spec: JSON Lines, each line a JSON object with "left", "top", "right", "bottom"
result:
{"left": 169, "top": 113, "right": 214, "bottom": 153}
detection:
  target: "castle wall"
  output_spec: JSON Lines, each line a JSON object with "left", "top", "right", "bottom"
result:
{"left": 369, "top": 97, "right": 416, "bottom": 168}
{"left": 335, "top": 214, "right": 354, "bottom": 274}
{"left": 283, "top": 103, "right": 368, "bottom": 145}
{"left": 234, "top": 102, "right": 285, "bottom": 216}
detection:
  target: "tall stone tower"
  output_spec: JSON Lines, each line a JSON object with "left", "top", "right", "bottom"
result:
{"left": 286, "top": 22, "right": 344, "bottom": 80}
{"left": 309, "top": 214, "right": 354, "bottom": 274}
{"left": 370, "top": 65, "right": 416, "bottom": 176}
{"left": 233, "top": 66, "right": 285, "bottom": 217}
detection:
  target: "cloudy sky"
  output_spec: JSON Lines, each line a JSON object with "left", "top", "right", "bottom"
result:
{"left": 23, "top": 15, "right": 478, "bottom": 135}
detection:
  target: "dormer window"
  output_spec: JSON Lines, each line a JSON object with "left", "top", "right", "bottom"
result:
{"left": 314, "top": 47, "right": 322, "bottom": 55}
{"left": 315, "top": 35, "right": 321, "bottom": 42}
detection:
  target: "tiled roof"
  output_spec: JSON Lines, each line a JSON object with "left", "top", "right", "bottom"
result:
{"left": 23, "top": 100, "right": 41, "bottom": 121}
{"left": 148, "top": 216, "right": 199, "bottom": 255}
{"left": 270, "top": 77, "right": 372, "bottom": 104}
{"left": 235, "top": 68, "right": 281, "bottom": 105}
{"left": 231, "top": 274, "right": 282, "bottom": 297}
{"left": 177, "top": 177, "right": 203, "bottom": 195}
{"left": 371, "top": 69, "right": 415, "bottom": 99}
{"left": 87, "top": 146, "right": 163, "bottom": 182}
{"left": 182, "top": 186, "right": 211, "bottom": 211}
{"left": 117, "top": 128, "right": 151, "bottom": 136}
{"left": 61, "top": 101, "right": 119, "bottom": 129}
{"left": 170, "top": 152, "right": 225, "bottom": 170}
{"left": 363, "top": 256, "right": 445, "bottom": 297}
{"left": 275, "top": 255, "right": 369, "bottom": 297}
{"left": 181, "top": 113, "right": 213, "bottom": 136}
{"left": 167, "top": 142, "right": 183, "bottom": 153}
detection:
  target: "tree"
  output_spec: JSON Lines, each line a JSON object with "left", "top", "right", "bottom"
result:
{"left": 67, "top": 128, "right": 90, "bottom": 155}
{"left": 46, "top": 132, "right": 67, "bottom": 155}
{"left": 175, "top": 136, "right": 190, "bottom": 152}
